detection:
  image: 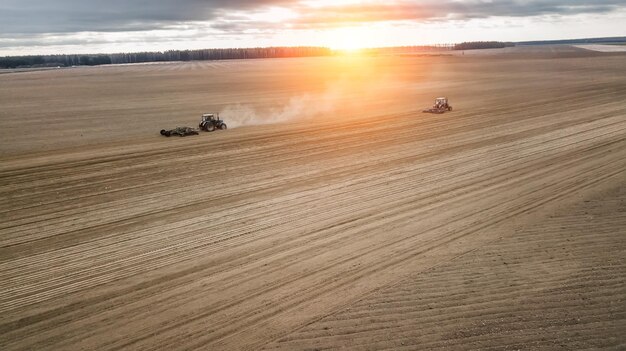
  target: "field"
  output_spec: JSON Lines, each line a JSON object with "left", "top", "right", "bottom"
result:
{"left": 1, "top": 46, "right": 625, "bottom": 350}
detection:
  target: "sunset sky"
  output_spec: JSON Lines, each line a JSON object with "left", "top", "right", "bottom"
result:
{"left": 1, "top": 0, "right": 625, "bottom": 55}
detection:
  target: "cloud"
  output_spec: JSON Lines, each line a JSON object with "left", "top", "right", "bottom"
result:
{"left": 1, "top": 0, "right": 625, "bottom": 53}
{"left": 0, "top": 0, "right": 290, "bottom": 34}
{"left": 265, "top": 1, "right": 626, "bottom": 29}
{"left": 1, "top": 0, "right": 625, "bottom": 35}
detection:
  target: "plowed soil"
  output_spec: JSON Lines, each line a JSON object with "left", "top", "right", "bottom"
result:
{"left": 1, "top": 46, "right": 625, "bottom": 350}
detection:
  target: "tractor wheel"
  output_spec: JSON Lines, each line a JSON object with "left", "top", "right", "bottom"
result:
{"left": 165, "top": 131, "right": 171, "bottom": 137}
{"left": 206, "top": 124, "right": 215, "bottom": 132}
{"left": 160, "top": 129, "right": 167, "bottom": 136}
{"left": 220, "top": 123, "right": 227, "bottom": 130}
{"left": 448, "top": 106, "right": 453, "bottom": 111}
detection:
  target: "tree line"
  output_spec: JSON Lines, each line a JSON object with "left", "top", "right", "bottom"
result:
{"left": 517, "top": 36, "right": 626, "bottom": 45}
{"left": 0, "top": 42, "right": 521, "bottom": 69}
{"left": 453, "top": 41, "right": 515, "bottom": 50}
{"left": 359, "top": 45, "right": 455, "bottom": 55}
{"left": 0, "top": 46, "right": 332, "bottom": 69}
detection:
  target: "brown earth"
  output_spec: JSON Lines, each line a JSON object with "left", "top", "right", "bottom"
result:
{"left": 1, "top": 46, "right": 625, "bottom": 350}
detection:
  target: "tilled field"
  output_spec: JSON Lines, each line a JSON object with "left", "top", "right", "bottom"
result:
{"left": 1, "top": 48, "right": 625, "bottom": 350}
{"left": 267, "top": 186, "right": 626, "bottom": 350}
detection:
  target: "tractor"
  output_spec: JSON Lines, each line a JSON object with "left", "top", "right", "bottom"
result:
{"left": 199, "top": 113, "right": 227, "bottom": 132}
{"left": 423, "top": 97, "right": 453, "bottom": 114}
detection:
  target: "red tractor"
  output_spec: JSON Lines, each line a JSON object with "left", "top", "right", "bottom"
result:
{"left": 423, "top": 97, "right": 453, "bottom": 114}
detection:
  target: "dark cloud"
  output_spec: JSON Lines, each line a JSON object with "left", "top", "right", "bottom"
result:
{"left": 1, "top": 0, "right": 624, "bottom": 35}
{"left": 441, "top": 0, "right": 625, "bottom": 19}
{"left": 0, "top": 0, "right": 290, "bottom": 34}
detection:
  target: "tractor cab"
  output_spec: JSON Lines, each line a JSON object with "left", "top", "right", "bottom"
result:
{"left": 201, "top": 113, "right": 218, "bottom": 122}
{"left": 435, "top": 97, "right": 448, "bottom": 108}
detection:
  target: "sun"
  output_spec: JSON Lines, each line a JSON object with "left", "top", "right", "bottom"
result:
{"left": 325, "top": 26, "right": 372, "bottom": 52}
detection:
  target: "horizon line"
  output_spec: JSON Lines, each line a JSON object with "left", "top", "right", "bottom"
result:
{"left": 1, "top": 36, "right": 625, "bottom": 59}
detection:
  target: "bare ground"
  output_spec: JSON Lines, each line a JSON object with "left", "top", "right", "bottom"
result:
{"left": 266, "top": 185, "right": 626, "bottom": 350}
{"left": 1, "top": 47, "right": 625, "bottom": 350}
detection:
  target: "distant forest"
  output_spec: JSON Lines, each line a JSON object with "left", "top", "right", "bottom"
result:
{"left": 518, "top": 36, "right": 626, "bottom": 45}
{"left": 453, "top": 41, "right": 515, "bottom": 50}
{"left": 0, "top": 46, "right": 332, "bottom": 69}
{"left": 1, "top": 41, "right": 526, "bottom": 69}
{"left": 360, "top": 45, "right": 454, "bottom": 55}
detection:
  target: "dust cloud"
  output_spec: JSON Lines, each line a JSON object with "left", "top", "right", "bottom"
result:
{"left": 220, "top": 86, "right": 340, "bottom": 128}
{"left": 220, "top": 76, "right": 412, "bottom": 128}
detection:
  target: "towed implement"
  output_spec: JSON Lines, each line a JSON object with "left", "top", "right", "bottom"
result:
{"left": 160, "top": 126, "right": 199, "bottom": 137}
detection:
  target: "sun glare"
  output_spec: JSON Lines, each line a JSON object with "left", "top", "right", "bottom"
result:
{"left": 302, "top": 0, "right": 364, "bottom": 8}
{"left": 325, "top": 26, "right": 372, "bottom": 51}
